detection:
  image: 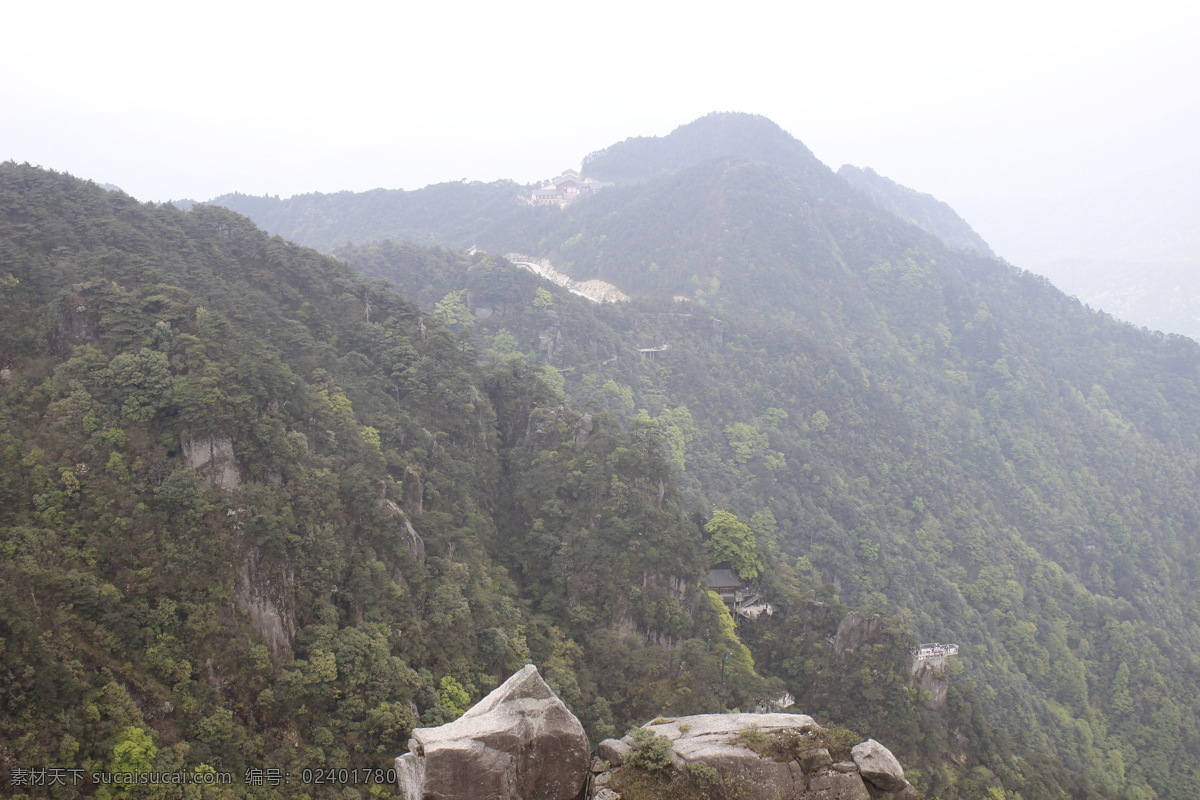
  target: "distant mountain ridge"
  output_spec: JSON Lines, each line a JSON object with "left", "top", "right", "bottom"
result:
{"left": 209, "top": 179, "right": 526, "bottom": 253}
{"left": 207, "top": 114, "right": 995, "bottom": 302}
{"left": 838, "top": 164, "right": 995, "bottom": 257}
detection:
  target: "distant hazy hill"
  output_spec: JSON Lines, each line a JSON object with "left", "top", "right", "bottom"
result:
{"left": 210, "top": 179, "right": 530, "bottom": 253}
{"left": 838, "top": 164, "right": 995, "bottom": 257}
{"left": 960, "top": 156, "right": 1200, "bottom": 339}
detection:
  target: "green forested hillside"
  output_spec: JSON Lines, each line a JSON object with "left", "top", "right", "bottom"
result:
{"left": 0, "top": 163, "right": 774, "bottom": 799}
{"left": 12, "top": 108, "right": 1200, "bottom": 800}
{"left": 292, "top": 115, "right": 1200, "bottom": 800}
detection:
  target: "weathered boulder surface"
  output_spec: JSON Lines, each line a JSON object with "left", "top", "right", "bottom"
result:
{"left": 642, "top": 714, "right": 810, "bottom": 800}
{"left": 597, "top": 738, "right": 631, "bottom": 767}
{"left": 640, "top": 712, "right": 817, "bottom": 754}
{"left": 852, "top": 738, "right": 907, "bottom": 791}
{"left": 609, "top": 714, "right": 809, "bottom": 800}
{"left": 804, "top": 767, "right": 871, "bottom": 799}
{"left": 395, "top": 664, "right": 588, "bottom": 800}
{"left": 596, "top": 713, "right": 914, "bottom": 800}
{"left": 798, "top": 747, "right": 833, "bottom": 773}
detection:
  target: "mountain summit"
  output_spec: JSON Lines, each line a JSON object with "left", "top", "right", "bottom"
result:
{"left": 581, "top": 111, "right": 830, "bottom": 184}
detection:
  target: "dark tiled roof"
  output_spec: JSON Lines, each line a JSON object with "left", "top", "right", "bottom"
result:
{"left": 705, "top": 568, "right": 742, "bottom": 589}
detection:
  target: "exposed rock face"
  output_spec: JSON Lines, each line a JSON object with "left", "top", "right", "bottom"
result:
{"left": 852, "top": 739, "right": 907, "bottom": 791}
{"left": 833, "top": 611, "right": 884, "bottom": 660}
{"left": 537, "top": 310, "right": 563, "bottom": 363}
{"left": 402, "top": 467, "right": 424, "bottom": 516}
{"left": 507, "top": 255, "right": 630, "bottom": 304}
{"left": 396, "top": 665, "right": 589, "bottom": 800}
{"left": 234, "top": 547, "right": 296, "bottom": 661}
{"left": 596, "top": 714, "right": 915, "bottom": 800}
{"left": 804, "top": 767, "right": 871, "bottom": 799}
{"left": 52, "top": 291, "right": 96, "bottom": 355}
{"left": 911, "top": 657, "right": 949, "bottom": 709}
{"left": 182, "top": 432, "right": 241, "bottom": 488}
{"left": 798, "top": 747, "right": 833, "bottom": 773}
{"left": 379, "top": 497, "right": 426, "bottom": 564}
{"left": 612, "top": 572, "right": 692, "bottom": 647}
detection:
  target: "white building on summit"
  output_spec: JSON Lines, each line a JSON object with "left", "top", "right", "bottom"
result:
{"left": 530, "top": 169, "right": 614, "bottom": 206}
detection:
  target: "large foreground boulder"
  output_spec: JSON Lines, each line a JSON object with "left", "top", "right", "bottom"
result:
{"left": 852, "top": 738, "right": 907, "bottom": 791}
{"left": 641, "top": 714, "right": 812, "bottom": 800}
{"left": 396, "top": 664, "right": 589, "bottom": 800}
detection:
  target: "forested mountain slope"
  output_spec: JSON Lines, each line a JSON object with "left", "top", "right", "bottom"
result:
{"left": 306, "top": 115, "right": 1200, "bottom": 800}
{"left": 207, "top": 179, "right": 527, "bottom": 254}
{"left": 0, "top": 163, "right": 780, "bottom": 799}
{"left": 836, "top": 164, "right": 995, "bottom": 258}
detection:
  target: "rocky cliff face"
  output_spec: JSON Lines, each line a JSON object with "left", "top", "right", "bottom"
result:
{"left": 911, "top": 658, "right": 949, "bottom": 709}
{"left": 832, "top": 611, "right": 884, "bottom": 660}
{"left": 181, "top": 431, "right": 241, "bottom": 488}
{"left": 233, "top": 546, "right": 296, "bottom": 661}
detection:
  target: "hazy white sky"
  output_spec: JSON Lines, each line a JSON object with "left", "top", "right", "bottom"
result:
{"left": 4, "top": 0, "right": 1198, "bottom": 219}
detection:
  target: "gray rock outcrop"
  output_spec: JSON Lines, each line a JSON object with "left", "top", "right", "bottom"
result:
{"left": 911, "top": 657, "right": 949, "bottom": 709}
{"left": 234, "top": 547, "right": 295, "bottom": 661}
{"left": 396, "top": 664, "right": 589, "bottom": 800}
{"left": 833, "top": 611, "right": 884, "bottom": 660}
{"left": 805, "top": 767, "right": 871, "bottom": 799}
{"left": 852, "top": 739, "right": 907, "bottom": 792}
{"left": 594, "top": 713, "right": 915, "bottom": 800}
{"left": 378, "top": 497, "right": 426, "bottom": 564}
{"left": 182, "top": 432, "right": 240, "bottom": 488}
{"left": 642, "top": 714, "right": 810, "bottom": 800}
{"left": 597, "top": 737, "right": 631, "bottom": 767}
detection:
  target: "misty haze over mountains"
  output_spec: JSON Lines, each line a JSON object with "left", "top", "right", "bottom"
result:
{"left": 206, "top": 113, "right": 1200, "bottom": 341}
{"left": 958, "top": 156, "right": 1200, "bottom": 340}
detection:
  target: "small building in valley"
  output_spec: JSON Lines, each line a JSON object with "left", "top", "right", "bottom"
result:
{"left": 705, "top": 569, "right": 774, "bottom": 620}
